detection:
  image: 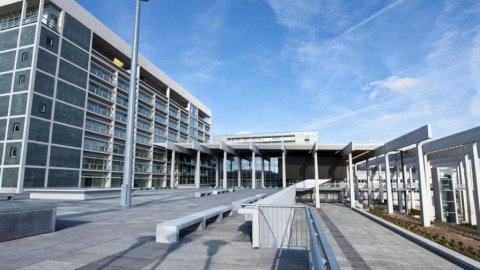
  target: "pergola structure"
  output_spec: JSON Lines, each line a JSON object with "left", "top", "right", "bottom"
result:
{"left": 350, "top": 125, "right": 480, "bottom": 235}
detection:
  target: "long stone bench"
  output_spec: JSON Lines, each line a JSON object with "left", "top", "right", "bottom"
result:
{"left": 156, "top": 205, "right": 232, "bottom": 243}
{"left": 212, "top": 189, "right": 228, "bottom": 195}
{"left": 194, "top": 191, "right": 212, "bottom": 197}
{"left": 255, "top": 193, "right": 267, "bottom": 199}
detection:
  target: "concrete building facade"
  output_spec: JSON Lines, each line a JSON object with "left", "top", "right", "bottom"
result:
{"left": 0, "top": 0, "right": 211, "bottom": 193}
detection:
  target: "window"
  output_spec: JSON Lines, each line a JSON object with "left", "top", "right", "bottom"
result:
{"left": 46, "top": 36, "right": 54, "bottom": 47}
{"left": 38, "top": 103, "right": 46, "bottom": 113}
{"left": 10, "top": 147, "right": 17, "bottom": 157}
{"left": 18, "top": 75, "right": 26, "bottom": 84}
{"left": 21, "top": 52, "right": 28, "bottom": 62}
{"left": 12, "top": 123, "right": 20, "bottom": 132}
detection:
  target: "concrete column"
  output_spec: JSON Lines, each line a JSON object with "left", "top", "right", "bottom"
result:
{"left": 457, "top": 165, "right": 466, "bottom": 223}
{"left": 460, "top": 161, "right": 471, "bottom": 223}
{"left": 385, "top": 153, "right": 394, "bottom": 214}
{"left": 349, "top": 153, "right": 354, "bottom": 209}
{"left": 223, "top": 151, "right": 227, "bottom": 188}
{"left": 261, "top": 159, "right": 265, "bottom": 188}
{"left": 366, "top": 159, "right": 372, "bottom": 207}
{"left": 215, "top": 156, "right": 220, "bottom": 188}
{"left": 282, "top": 151, "right": 286, "bottom": 188}
{"left": 237, "top": 158, "right": 242, "bottom": 187}
{"left": 195, "top": 150, "right": 200, "bottom": 189}
{"left": 464, "top": 155, "right": 477, "bottom": 225}
{"left": 409, "top": 167, "right": 414, "bottom": 210}
{"left": 251, "top": 152, "right": 256, "bottom": 189}
{"left": 470, "top": 142, "right": 480, "bottom": 234}
{"left": 451, "top": 171, "right": 459, "bottom": 224}
{"left": 314, "top": 150, "right": 320, "bottom": 208}
{"left": 417, "top": 143, "right": 431, "bottom": 227}
{"left": 424, "top": 156, "right": 434, "bottom": 221}
{"left": 379, "top": 164, "right": 384, "bottom": 203}
{"left": 401, "top": 153, "right": 408, "bottom": 211}
{"left": 170, "top": 150, "right": 176, "bottom": 188}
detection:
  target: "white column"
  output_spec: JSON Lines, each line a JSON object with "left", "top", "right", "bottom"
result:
{"left": 251, "top": 152, "right": 256, "bottom": 189}
{"left": 409, "top": 167, "right": 414, "bottom": 210}
{"left": 417, "top": 143, "right": 431, "bottom": 227}
{"left": 223, "top": 151, "right": 227, "bottom": 188}
{"left": 314, "top": 151, "right": 320, "bottom": 208}
{"left": 402, "top": 157, "right": 408, "bottom": 211}
{"left": 215, "top": 156, "right": 219, "bottom": 188}
{"left": 366, "top": 159, "right": 372, "bottom": 207}
{"left": 261, "top": 159, "right": 265, "bottom": 188}
{"left": 470, "top": 142, "right": 480, "bottom": 234}
{"left": 349, "top": 153, "right": 354, "bottom": 209}
{"left": 282, "top": 151, "right": 286, "bottom": 188}
{"left": 385, "top": 153, "right": 394, "bottom": 214}
{"left": 457, "top": 165, "right": 466, "bottom": 223}
{"left": 379, "top": 164, "right": 384, "bottom": 203}
{"left": 170, "top": 150, "right": 176, "bottom": 188}
{"left": 424, "top": 156, "right": 434, "bottom": 221}
{"left": 195, "top": 150, "right": 200, "bottom": 189}
{"left": 464, "top": 155, "right": 476, "bottom": 225}
{"left": 460, "top": 161, "right": 471, "bottom": 223}
{"left": 237, "top": 158, "right": 242, "bottom": 187}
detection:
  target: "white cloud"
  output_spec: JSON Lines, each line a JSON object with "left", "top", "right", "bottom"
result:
{"left": 364, "top": 76, "right": 423, "bottom": 99}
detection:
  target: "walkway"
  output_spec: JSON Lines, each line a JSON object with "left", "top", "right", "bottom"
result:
{"left": 0, "top": 188, "right": 307, "bottom": 270}
{"left": 316, "top": 203, "right": 463, "bottom": 270}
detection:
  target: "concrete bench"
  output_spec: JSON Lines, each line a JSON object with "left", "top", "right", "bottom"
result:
{"left": 212, "top": 189, "right": 228, "bottom": 195}
{"left": 192, "top": 205, "right": 232, "bottom": 228}
{"left": 156, "top": 205, "right": 232, "bottom": 243}
{"left": 194, "top": 191, "right": 212, "bottom": 197}
{"left": 255, "top": 193, "right": 267, "bottom": 199}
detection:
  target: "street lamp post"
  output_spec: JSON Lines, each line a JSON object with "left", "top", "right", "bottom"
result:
{"left": 121, "top": 0, "right": 149, "bottom": 207}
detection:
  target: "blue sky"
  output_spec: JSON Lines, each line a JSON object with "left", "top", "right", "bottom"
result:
{"left": 76, "top": 0, "right": 480, "bottom": 143}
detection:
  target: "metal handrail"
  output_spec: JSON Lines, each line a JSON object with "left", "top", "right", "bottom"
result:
{"left": 305, "top": 206, "right": 340, "bottom": 270}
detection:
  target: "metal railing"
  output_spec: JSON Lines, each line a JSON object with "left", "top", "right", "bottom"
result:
{"left": 255, "top": 204, "right": 339, "bottom": 270}
{"left": 305, "top": 206, "right": 340, "bottom": 270}
{"left": 258, "top": 204, "right": 307, "bottom": 249}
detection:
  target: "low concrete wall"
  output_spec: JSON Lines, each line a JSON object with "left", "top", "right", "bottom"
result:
{"left": 26, "top": 188, "right": 131, "bottom": 200}
{"left": 0, "top": 202, "right": 56, "bottom": 242}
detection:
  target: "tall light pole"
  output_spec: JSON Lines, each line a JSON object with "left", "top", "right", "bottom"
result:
{"left": 121, "top": 0, "right": 149, "bottom": 207}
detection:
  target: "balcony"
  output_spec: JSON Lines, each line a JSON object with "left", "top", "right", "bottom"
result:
{"left": 88, "top": 83, "right": 112, "bottom": 101}
{"left": 115, "top": 112, "right": 127, "bottom": 123}
{"left": 155, "top": 102, "right": 167, "bottom": 112}
{"left": 87, "top": 101, "right": 111, "bottom": 118}
{"left": 90, "top": 64, "right": 114, "bottom": 84}
{"left": 138, "top": 91, "right": 153, "bottom": 105}
{"left": 114, "top": 128, "right": 126, "bottom": 139}
{"left": 85, "top": 119, "right": 110, "bottom": 135}
{"left": 116, "top": 95, "right": 128, "bottom": 108}
{"left": 84, "top": 138, "right": 110, "bottom": 153}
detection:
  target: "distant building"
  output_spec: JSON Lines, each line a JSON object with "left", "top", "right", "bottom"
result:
{"left": 0, "top": 0, "right": 211, "bottom": 192}
{"left": 213, "top": 130, "right": 317, "bottom": 144}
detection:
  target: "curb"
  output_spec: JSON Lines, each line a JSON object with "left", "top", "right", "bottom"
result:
{"left": 352, "top": 207, "right": 480, "bottom": 270}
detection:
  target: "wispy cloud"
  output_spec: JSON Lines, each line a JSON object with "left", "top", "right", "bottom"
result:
{"left": 266, "top": 0, "right": 480, "bottom": 142}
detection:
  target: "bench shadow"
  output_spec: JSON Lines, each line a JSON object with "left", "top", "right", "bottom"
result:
{"left": 55, "top": 219, "right": 90, "bottom": 231}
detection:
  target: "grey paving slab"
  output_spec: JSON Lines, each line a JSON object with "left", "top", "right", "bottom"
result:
{"left": 316, "top": 203, "right": 464, "bottom": 270}
{"left": 1, "top": 188, "right": 305, "bottom": 270}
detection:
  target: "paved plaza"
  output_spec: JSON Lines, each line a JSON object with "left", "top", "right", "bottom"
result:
{"left": 0, "top": 189, "right": 469, "bottom": 270}
{"left": 316, "top": 203, "right": 463, "bottom": 270}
